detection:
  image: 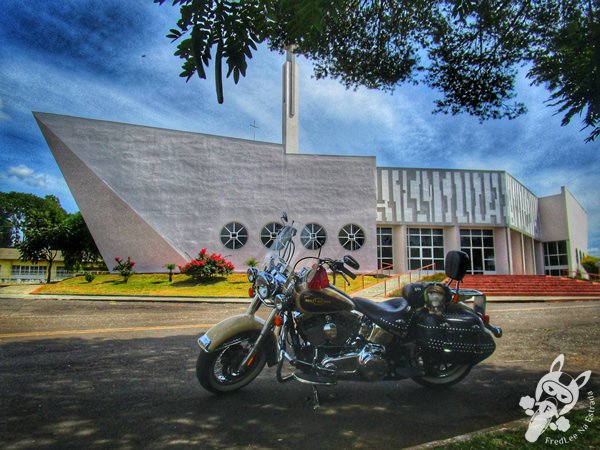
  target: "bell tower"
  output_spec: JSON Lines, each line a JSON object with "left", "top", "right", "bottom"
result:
{"left": 282, "top": 46, "right": 299, "bottom": 153}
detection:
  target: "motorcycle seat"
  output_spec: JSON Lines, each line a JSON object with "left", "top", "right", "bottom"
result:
{"left": 352, "top": 296, "right": 415, "bottom": 336}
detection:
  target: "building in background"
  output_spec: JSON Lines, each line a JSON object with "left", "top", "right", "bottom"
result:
{"left": 375, "top": 168, "right": 587, "bottom": 276}
{"left": 33, "top": 51, "right": 588, "bottom": 277}
{"left": 0, "top": 248, "right": 70, "bottom": 283}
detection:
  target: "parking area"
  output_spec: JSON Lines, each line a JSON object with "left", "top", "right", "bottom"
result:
{"left": 1, "top": 298, "right": 599, "bottom": 449}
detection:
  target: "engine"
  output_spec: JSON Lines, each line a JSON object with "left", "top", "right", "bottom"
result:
{"left": 295, "top": 313, "right": 389, "bottom": 381}
{"left": 295, "top": 312, "right": 361, "bottom": 348}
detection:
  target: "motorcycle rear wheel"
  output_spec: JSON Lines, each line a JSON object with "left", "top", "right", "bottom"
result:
{"left": 411, "top": 360, "right": 471, "bottom": 389}
{"left": 196, "top": 332, "right": 266, "bottom": 394}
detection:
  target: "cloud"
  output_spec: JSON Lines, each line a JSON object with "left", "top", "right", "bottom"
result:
{"left": 0, "top": 97, "right": 9, "bottom": 120}
{"left": 0, "top": 1, "right": 598, "bottom": 252}
{"left": 1, "top": 164, "right": 63, "bottom": 189}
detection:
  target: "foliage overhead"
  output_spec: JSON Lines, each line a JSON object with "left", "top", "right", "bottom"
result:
{"left": 156, "top": 0, "right": 599, "bottom": 142}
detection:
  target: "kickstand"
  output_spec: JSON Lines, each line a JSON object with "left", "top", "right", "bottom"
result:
{"left": 312, "top": 385, "right": 320, "bottom": 410}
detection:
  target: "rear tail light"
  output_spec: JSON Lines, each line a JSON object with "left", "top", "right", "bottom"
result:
{"left": 478, "top": 313, "right": 490, "bottom": 325}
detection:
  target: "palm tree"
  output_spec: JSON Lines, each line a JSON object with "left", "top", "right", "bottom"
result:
{"left": 164, "top": 263, "right": 177, "bottom": 282}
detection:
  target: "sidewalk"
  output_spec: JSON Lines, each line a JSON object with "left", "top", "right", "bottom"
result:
{"left": 0, "top": 284, "right": 250, "bottom": 304}
{"left": 1, "top": 284, "right": 599, "bottom": 304}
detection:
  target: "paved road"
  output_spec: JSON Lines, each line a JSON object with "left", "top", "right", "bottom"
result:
{"left": 1, "top": 298, "right": 599, "bottom": 449}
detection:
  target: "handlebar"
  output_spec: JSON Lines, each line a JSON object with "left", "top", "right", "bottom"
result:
{"left": 327, "top": 259, "right": 357, "bottom": 280}
{"left": 339, "top": 264, "right": 357, "bottom": 280}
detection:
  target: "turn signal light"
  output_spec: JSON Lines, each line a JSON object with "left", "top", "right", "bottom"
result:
{"left": 249, "top": 287, "right": 255, "bottom": 298}
{"left": 274, "top": 314, "right": 283, "bottom": 327}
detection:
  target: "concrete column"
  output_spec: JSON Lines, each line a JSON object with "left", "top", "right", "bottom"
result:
{"left": 520, "top": 233, "right": 527, "bottom": 274}
{"left": 493, "top": 228, "right": 509, "bottom": 274}
{"left": 444, "top": 225, "right": 461, "bottom": 252}
{"left": 534, "top": 240, "right": 545, "bottom": 275}
{"left": 530, "top": 236, "right": 537, "bottom": 274}
{"left": 393, "top": 225, "right": 407, "bottom": 274}
{"left": 506, "top": 228, "right": 513, "bottom": 275}
{"left": 510, "top": 229, "right": 524, "bottom": 274}
{"left": 523, "top": 235, "right": 534, "bottom": 274}
{"left": 282, "top": 47, "right": 299, "bottom": 154}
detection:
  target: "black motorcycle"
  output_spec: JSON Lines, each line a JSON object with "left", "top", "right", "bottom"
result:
{"left": 196, "top": 214, "right": 502, "bottom": 406}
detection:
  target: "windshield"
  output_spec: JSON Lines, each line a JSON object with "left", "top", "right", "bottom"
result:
{"left": 263, "top": 224, "right": 297, "bottom": 272}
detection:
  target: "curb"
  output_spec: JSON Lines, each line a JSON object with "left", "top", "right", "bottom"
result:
{"left": 0, "top": 293, "right": 251, "bottom": 304}
{"left": 2, "top": 292, "right": 600, "bottom": 305}
{"left": 406, "top": 397, "right": 598, "bottom": 449}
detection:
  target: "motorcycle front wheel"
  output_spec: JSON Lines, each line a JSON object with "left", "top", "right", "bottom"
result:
{"left": 411, "top": 360, "right": 471, "bottom": 389}
{"left": 196, "top": 332, "right": 266, "bottom": 394}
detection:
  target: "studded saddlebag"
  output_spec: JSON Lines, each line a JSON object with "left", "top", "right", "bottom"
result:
{"left": 414, "top": 306, "right": 496, "bottom": 365}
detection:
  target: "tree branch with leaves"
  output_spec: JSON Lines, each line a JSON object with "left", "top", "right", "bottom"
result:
{"left": 156, "top": 0, "right": 599, "bottom": 142}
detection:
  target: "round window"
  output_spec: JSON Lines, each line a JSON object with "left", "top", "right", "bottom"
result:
{"left": 220, "top": 222, "right": 248, "bottom": 249}
{"left": 338, "top": 224, "right": 365, "bottom": 251}
{"left": 300, "top": 223, "right": 327, "bottom": 250}
{"left": 260, "top": 222, "right": 283, "bottom": 248}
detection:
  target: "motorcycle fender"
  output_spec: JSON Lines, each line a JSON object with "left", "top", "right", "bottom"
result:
{"left": 198, "top": 314, "right": 278, "bottom": 367}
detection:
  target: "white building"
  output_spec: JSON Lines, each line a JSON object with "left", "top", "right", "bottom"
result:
{"left": 34, "top": 53, "right": 588, "bottom": 277}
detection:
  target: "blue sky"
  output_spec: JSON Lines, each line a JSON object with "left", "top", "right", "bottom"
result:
{"left": 0, "top": 0, "right": 598, "bottom": 254}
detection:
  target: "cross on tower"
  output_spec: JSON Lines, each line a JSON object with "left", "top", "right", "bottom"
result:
{"left": 249, "top": 120, "right": 259, "bottom": 140}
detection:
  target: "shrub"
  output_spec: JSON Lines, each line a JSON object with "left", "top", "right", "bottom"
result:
{"left": 179, "top": 249, "right": 234, "bottom": 280}
{"left": 113, "top": 256, "right": 135, "bottom": 283}
{"left": 245, "top": 257, "right": 258, "bottom": 268}
{"left": 582, "top": 255, "right": 600, "bottom": 275}
{"left": 84, "top": 273, "right": 96, "bottom": 283}
{"left": 164, "top": 263, "right": 177, "bottom": 282}
{"left": 419, "top": 272, "right": 448, "bottom": 282}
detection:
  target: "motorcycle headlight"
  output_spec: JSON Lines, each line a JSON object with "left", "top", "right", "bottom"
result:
{"left": 256, "top": 272, "right": 277, "bottom": 301}
{"left": 247, "top": 268, "right": 258, "bottom": 283}
{"left": 425, "top": 284, "right": 447, "bottom": 315}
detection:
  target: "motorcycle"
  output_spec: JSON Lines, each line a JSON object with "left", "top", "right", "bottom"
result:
{"left": 196, "top": 213, "right": 502, "bottom": 407}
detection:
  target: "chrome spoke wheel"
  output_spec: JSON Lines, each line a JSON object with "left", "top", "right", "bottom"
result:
{"left": 411, "top": 356, "right": 471, "bottom": 389}
{"left": 196, "top": 333, "right": 266, "bottom": 394}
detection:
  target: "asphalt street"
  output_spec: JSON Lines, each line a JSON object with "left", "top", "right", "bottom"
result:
{"left": 1, "top": 298, "right": 599, "bottom": 449}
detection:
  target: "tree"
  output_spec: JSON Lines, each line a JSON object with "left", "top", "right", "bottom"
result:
{"left": 8, "top": 193, "right": 102, "bottom": 282}
{"left": 164, "top": 263, "right": 177, "bottom": 282}
{"left": 156, "top": 0, "right": 599, "bottom": 142}
{"left": 0, "top": 192, "right": 62, "bottom": 247}
{"left": 61, "top": 212, "right": 103, "bottom": 271}
{"left": 18, "top": 201, "right": 68, "bottom": 284}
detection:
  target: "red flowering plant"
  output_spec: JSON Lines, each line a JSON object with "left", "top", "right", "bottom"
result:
{"left": 179, "top": 249, "right": 235, "bottom": 280}
{"left": 113, "top": 256, "right": 135, "bottom": 283}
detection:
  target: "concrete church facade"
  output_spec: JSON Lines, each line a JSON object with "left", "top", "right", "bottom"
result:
{"left": 34, "top": 52, "right": 588, "bottom": 277}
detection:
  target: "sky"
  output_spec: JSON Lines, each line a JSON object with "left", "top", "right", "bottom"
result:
{"left": 0, "top": 1, "right": 598, "bottom": 255}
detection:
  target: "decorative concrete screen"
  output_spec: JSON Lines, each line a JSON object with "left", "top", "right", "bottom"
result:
{"left": 35, "top": 113, "right": 377, "bottom": 273}
{"left": 505, "top": 174, "right": 541, "bottom": 239}
{"left": 376, "top": 168, "right": 507, "bottom": 225}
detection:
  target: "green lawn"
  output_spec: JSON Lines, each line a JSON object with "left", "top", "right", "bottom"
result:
{"left": 329, "top": 273, "right": 386, "bottom": 293}
{"left": 34, "top": 273, "right": 384, "bottom": 298}
{"left": 388, "top": 272, "right": 448, "bottom": 297}
{"left": 35, "top": 273, "right": 253, "bottom": 297}
{"left": 433, "top": 405, "right": 598, "bottom": 449}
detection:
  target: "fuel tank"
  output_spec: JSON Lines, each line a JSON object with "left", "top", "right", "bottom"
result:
{"left": 296, "top": 285, "right": 356, "bottom": 314}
